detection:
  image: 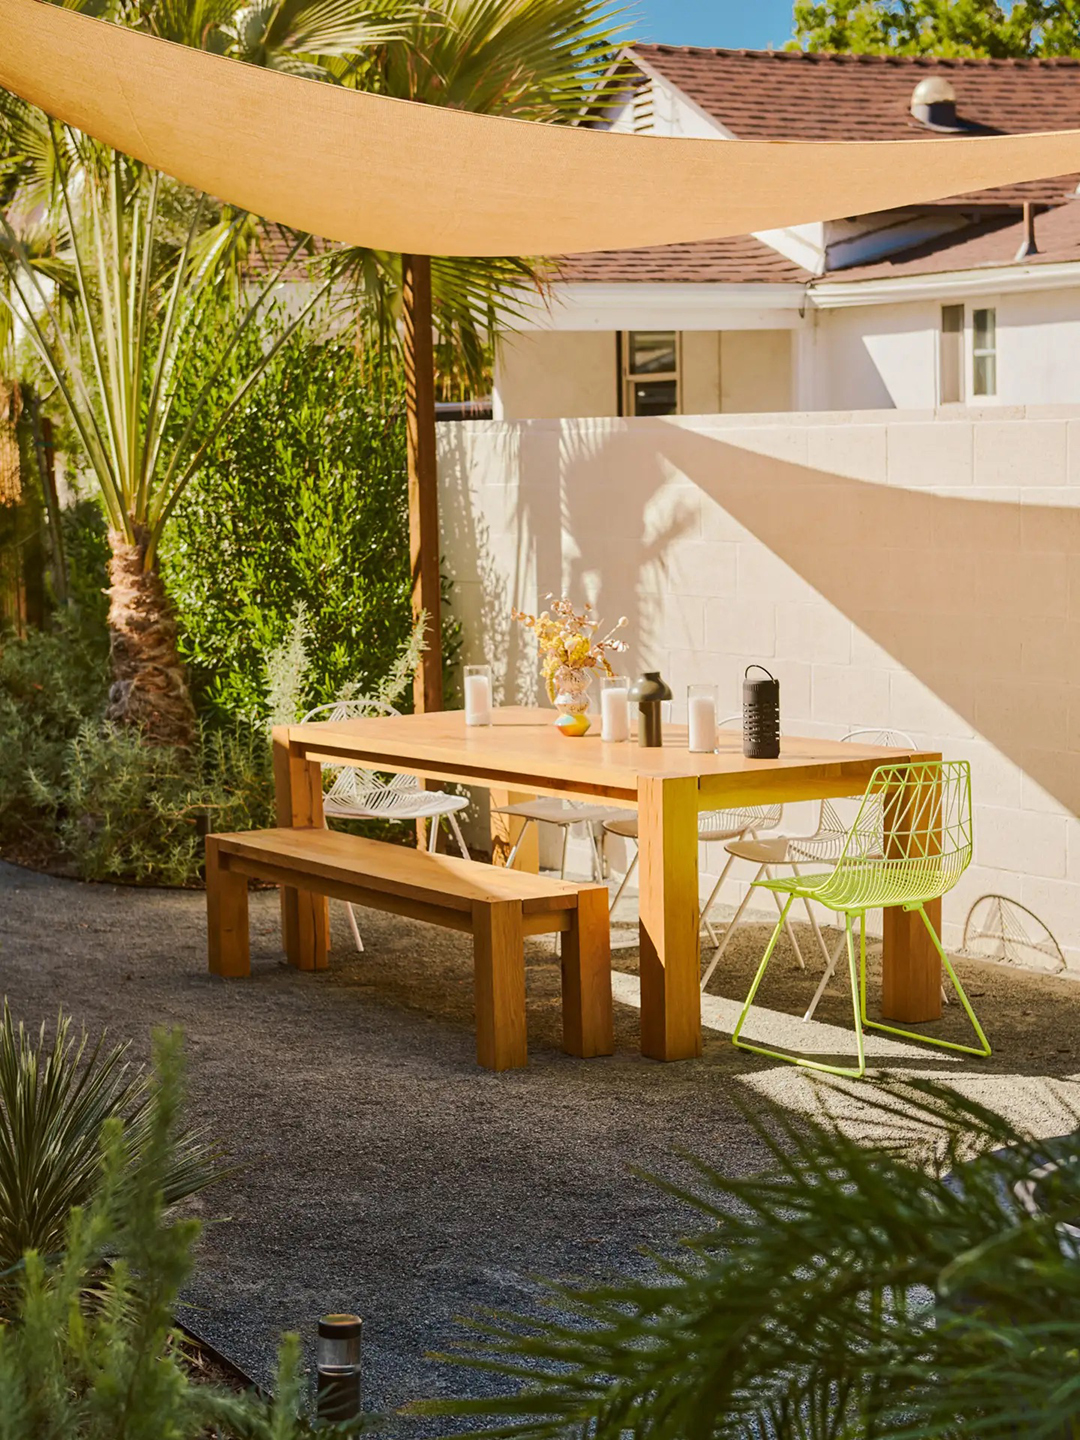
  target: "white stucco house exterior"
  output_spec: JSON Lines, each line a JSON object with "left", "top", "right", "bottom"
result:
{"left": 494, "top": 45, "right": 1080, "bottom": 420}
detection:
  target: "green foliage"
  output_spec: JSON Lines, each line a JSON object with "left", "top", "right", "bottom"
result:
{"left": 0, "top": 617, "right": 108, "bottom": 849}
{"left": 0, "top": 1024, "right": 359, "bottom": 1439}
{"left": 161, "top": 323, "right": 423, "bottom": 727}
{"left": 792, "top": 0, "right": 1080, "bottom": 57}
{"left": 0, "top": 1004, "right": 222, "bottom": 1293}
{"left": 61, "top": 497, "right": 111, "bottom": 631}
{"left": 30, "top": 719, "right": 274, "bottom": 885}
{"left": 422, "top": 1078, "right": 1080, "bottom": 1440}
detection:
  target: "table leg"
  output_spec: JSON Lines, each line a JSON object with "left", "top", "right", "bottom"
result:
{"left": 271, "top": 728, "right": 329, "bottom": 971}
{"left": 489, "top": 788, "right": 539, "bottom": 871}
{"left": 881, "top": 760, "right": 942, "bottom": 1023}
{"left": 638, "top": 775, "right": 702, "bottom": 1061}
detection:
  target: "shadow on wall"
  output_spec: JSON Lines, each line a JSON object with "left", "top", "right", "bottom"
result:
{"left": 559, "top": 423, "right": 700, "bottom": 679}
{"left": 647, "top": 423, "right": 1079, "bottom": 818}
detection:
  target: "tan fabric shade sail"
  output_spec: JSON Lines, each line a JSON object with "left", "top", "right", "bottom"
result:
{"left": 7, "top": 0, "right": 1080, "bottom": 257}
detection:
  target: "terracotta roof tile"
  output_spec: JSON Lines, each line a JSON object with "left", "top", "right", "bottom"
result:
{"left": 632, "top": 45, "right": 1080, "bottom": 205}
{"left": 558, "top": 235, "right": 811, "bottom": 283}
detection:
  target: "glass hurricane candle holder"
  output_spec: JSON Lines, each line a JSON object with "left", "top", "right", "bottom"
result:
{"left": 600, "top": 675, "right": 630, "bottom": 743}
{"left": 687, "top": 683, "right": 718, "bottom": 754}
{"left": 463, "top": 664, "right": 493, "bottom": 726}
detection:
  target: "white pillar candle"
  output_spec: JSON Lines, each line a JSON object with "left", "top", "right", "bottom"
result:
{"left": 600, "top": 685, "right": 630, "bottom": 743}
{"left": 464, "top": 672, "right": 492, "bottom": 726}
{"left": 688, "top": 692, "right": 717, "bottom": 753}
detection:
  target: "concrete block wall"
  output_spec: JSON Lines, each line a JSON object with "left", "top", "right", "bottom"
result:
{"left": 437, "top": 406, "right": 1080, "bottom": 968}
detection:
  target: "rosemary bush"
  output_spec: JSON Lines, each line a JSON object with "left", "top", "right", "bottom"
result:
{"left": 424, "top": 1079, "right": 1080, "bottom": 1440}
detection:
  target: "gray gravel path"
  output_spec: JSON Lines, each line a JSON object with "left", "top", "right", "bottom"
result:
{"left": 2, "top": 858, "right": 1078, "bottom": 1425}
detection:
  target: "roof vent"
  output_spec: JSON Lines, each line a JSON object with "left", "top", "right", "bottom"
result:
{"left": 910, "top": 75, "right": 960, "bottom": 130}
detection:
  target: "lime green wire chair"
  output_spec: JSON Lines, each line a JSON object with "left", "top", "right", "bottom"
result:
{"left": 732, "top": 760, "right": 990, "bottom": 1078}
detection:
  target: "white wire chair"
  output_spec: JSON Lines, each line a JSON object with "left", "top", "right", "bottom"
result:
{"left": 602, "top": 715, "right": 785, "bottom": 949}
{"left": 700, "top": 727, "right": 917, "bottom": 1003}
{"left": 494, "top": 797, "right": 627, "bottom": 883}
{"left": 302, "top": 698, "right": 470, "bottom": 952}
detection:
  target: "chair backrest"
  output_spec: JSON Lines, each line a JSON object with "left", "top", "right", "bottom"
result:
{"left": 302, "top": 698, "right": 418, "bottom": 803}
{"left": 817, "top": 759, "right": 972, "bottom": 911}
{"left": 705, "top": 714, "right": 782, "bottom": 833}
{"left": 302, "top": 698, "right": 400, "bottom": 725}
{"left": 841, "top": 726, "right": 916, "bottom": 750}
{"left": 815, "top": 727, "right": 919, "bottom": 838}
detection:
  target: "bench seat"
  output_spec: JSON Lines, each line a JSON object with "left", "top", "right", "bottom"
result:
{"left": 205, "top": 828, "right": 613, "bottom": 1071}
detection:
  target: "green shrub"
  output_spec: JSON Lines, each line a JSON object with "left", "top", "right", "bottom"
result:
{"left": 29, "top": 720, "right": 274, "bottom": 886}
{"left": 0, "top": 1026, "right": 358, "bottom": 1439}
{"left": 162, "top": 319, "right": 453, "bottom": 728}
{"left": 0, "top": 618, "right": 108, "bottom": 850}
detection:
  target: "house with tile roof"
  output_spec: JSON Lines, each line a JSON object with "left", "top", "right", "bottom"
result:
{"left": 494, "top": 45, "right": 1080, "bottom": 419}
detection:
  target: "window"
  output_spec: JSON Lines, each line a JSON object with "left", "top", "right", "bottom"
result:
{"left": 973, "top": 307, "right": 997, "bottom": 397}
{"left": 622, "top": 331, "right": 679, "bottom": 416}
{"left": 939, "top": 304, "right": 963, "bottom": 404}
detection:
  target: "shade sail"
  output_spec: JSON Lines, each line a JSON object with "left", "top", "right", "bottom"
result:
{"left": 7, "top": 0, "right": 1080, "bottom": 257}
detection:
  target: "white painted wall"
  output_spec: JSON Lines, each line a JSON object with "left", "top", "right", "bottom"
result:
{"left": 494, "top": 329, "right": 793, "bottom": 420}
{"left": 438, "top": 407, "right": 1080, "bottom": 969}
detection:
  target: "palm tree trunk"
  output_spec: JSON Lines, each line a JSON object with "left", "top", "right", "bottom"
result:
{"left": 105, "top": 525, "right": 196, "bottom": 748}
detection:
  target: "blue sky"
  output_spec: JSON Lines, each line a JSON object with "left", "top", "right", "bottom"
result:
{"left": 630, "top": 0, "right": 796, "bottom": 51}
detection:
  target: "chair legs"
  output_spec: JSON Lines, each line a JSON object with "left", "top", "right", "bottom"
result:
{"left": 344, "top": 902, "right": 365, "bottom": 953}
{"left": 859, "top": 904, "right": 991, "bottom": 1058}
{"left": 734, "top": 903, "right": 990, "bottom": 1076}
{"left": 733, "top": 902, "right": 867, "bottom": 1078}
{"left": 700, "top": 865, "right": 807, "bottom": 993}
{"left": 609, "top": 846, "right": 638, "bottom": 916}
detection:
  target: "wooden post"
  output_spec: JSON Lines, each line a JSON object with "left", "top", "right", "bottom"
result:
{"left": 402, "top": 254, "right": 443, "bottom": 715}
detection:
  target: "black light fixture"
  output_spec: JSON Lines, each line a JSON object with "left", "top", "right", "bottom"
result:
{"left": 628, "top": 671, "right": 672, "bottom": 748}
{"left": 316, "top": 1314, "right": 363, "bottom": 1422}
{"left": 742, "top": 665, "right": 780, "bottom": 759}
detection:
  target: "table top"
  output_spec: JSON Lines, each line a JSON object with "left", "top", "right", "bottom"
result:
{"left": 287, "top": 707, "right": 933, "bottom": 808}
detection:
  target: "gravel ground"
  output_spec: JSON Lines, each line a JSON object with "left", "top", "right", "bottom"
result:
{"left": 2, "top": 858, "right": 1079, "bottom": 1425}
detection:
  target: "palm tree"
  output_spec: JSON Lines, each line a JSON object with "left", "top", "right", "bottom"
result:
{"left": 0, "top": 0, "right": 405, "bottom": 745}
{"left": 327, "top": 0, "right": 629, "bottom": 709}
{"left": 1, "top": 0, "right": 627, "bottom": 738}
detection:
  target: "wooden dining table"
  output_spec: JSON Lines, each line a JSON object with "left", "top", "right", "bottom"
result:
{"left": 272, "top": 707, "right": 942, "bottom": 1062}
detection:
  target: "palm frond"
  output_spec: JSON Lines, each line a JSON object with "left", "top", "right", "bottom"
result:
{"left": 0, "top": 1003, "right": 225, "bottom": 1293}
{"left": 413, "top": 1078, "right": 1080, "bottom": 1440}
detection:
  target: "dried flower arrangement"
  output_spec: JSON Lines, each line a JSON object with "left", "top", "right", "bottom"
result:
{"left": 512, "top": 595, "right": 628, "bottom": 702}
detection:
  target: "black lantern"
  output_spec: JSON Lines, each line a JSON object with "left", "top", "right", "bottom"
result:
{"left": 316, "top": 1314, "right": 363, "bottom": 1422}
{"left": 628, "top": 671, "right": 672, "bottom": 748}
{"left": 742, "top": 665, "right": 780, "bottom": 759}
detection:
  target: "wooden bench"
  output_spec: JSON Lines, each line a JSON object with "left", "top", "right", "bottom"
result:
{"left": 205, "top": 828, "right": 613, "bottom": 1071}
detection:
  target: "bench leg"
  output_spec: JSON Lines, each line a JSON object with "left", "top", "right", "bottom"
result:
{"left": 206, "top": 840, "right": 250, "bottom": 978}
{"left": 561, "top": 886, "right": 614, "bottom": 1058}
{"left": 272, "top": 729, "right": 330, "bottom": 971}
{"left": 472, "top": 900, "right": 527, "bottom": 1071}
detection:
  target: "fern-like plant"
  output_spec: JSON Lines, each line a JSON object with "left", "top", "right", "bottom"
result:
{"left": 420, "top": 1078, "right": 1080, "bottom": 1440}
